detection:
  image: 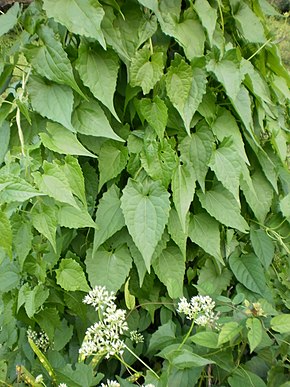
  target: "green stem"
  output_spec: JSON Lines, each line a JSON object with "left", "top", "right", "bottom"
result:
{"left": 217, "top": 0, "right": 224, "bottom": 34}
{"left": 124, "top": 344, "right": 160, "bottom": 380}
{"left": 247, "top": 38, "right": 272, "bottom": 61}
{"left": 178, "top": 319, "right": 195, "bottom": 350}
{"left": 115, "top": 353, "right": 140, "bottom": 375}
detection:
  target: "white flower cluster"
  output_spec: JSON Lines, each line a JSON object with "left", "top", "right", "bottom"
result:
{"left": 130, "top": 330, "right": 144, "bottom": 344}
{"left": 27, "top": 327, "right": 50, "bottom": 352}
{"left": 80, "top": 286, "right": 129, "bottom": 359}
{"left": 58, "top": 384, "right": 68, "bottom": 387}
{"left": 100, "top": 380, "right": 120, "bottom": 387}
{"left": 177, "top": 295, "right": 219, "bottom": 327}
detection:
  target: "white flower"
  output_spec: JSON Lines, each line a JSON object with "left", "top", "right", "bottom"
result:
{"left": 177, "top": 295, "right": 219, "bottom": 327}
{"left": 83, "top": 286, "right": 116, "bottom": 311}
{"left": 130, "top": 330, "right": 144, "bottom": 344}
{"left": 27, "top": 327, "right": 50, "bottom": 352}
{"left": 100, "top": 380, "right": 120, "bottom": 387}
{"left": 58, "top": 384, "right": 68, "bottom": 387}
{"left": 35, "top": 374, "right": 43, "bottom": 383}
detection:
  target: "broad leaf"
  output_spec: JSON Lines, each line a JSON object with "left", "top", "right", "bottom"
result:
{"left": 24, "top": 284, "right": 50, "bottom": 318}
{"left": 0, "top": 3, "right": 19, "bottom": 37}
{"left": 190, "top": 332, "right": 219, "bottom": 349}
{"left": 85, "top": 245, "right": 132, "bottom": 292}
{"left": 61, "top": 156, "right": 87, "bottom": 207}
{"left": 280, "top": 193, "right": 290, "bottom": 219}
{"left": 138, "top": 97, "right": 168, "bottom": 140}
{"left": 72, "top": 99, "right": 124, "bottom": 141}
{"left": 230, "top": 85, "right": 254, "bottom": 140}
{"left": 246, "top": 318, "right": 263, "bottom": 353}
{"left": 168, "top": 208, "right": 187, "bottom": 258}
{"left": 165, "top": 349, "right": 215, "bottom": 368}
{"left": 40, "top": 122, "right": 97, "bottom": 158}
{"left": 27, "top": 75, "right": 74, "bottom": 132}
{"left": 250, "top": 228, "right": 275, "bottom": 269}
{"left": 153, "top": 245, "right": 185, "bottom": 299}
{"left": 31, "top": 201, "right": 57, "bottom": 251}
{"left": 12, "top": 219, "right": 32, "bottom": 270}
{"left": 130, "top": 45, "right": 164, "bottom": 94}
{"left": 42, "top": 0, "right": 105, "bottom": 47}
{"left": 0, "top": 210, "right": 12, "bottom": 258}
{"left": 189, "top": 212, "right": 223, "bottom": 265}
{"left": 218, "top": 322, "right": 242, "bottom": 345}
{"left": 93, "top": 185, "right": 125, "bottom": 254}
{"left": 76, "top": 42, "right": 120, "bottom": 120}
{"left": 229, "top": 253, "right": 267, "bottom": 296}
{"left": 194, "top": 0, "right": 217, "bottom": 46}
{"left": 271, "top": 315, "right": 290, "bottom": 334}
{"left": 0, "top": 175, "right": 42, "bottom": 203}
{"left": 56, "top": 258, "right": 90, "bottom": 292}
{"left": 229, "top": 369, "right": 267, "bottom": 387}
{"left": 197, "top": 183, "right": 249, "bottom": 233}
{"left": 58, "top": 204, "right": 97, "bottom": 229}
{"left": 121, "top": 178, "right": 170, "bottom": 271}
{"left": 197, "top": 259, "right": 232, "bottom": 295}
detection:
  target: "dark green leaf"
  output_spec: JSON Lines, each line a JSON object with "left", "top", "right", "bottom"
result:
{"left": 0, "top": 210, "right": 12, "bottom": 258}
{"left": 250, "top": 228, "right": 275, "bottom": 269}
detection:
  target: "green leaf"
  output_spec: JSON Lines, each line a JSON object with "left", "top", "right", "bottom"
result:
{"left": 0, "top": 3, "right": 19, "bottom": 37}
{"left": 218, "top": 321, "right": 242, "bottom": 345}
{"left": 0, "top": 261, "right": 19, "bottom": 293}
{"left": 171, "top": 162, "right": 196, "bottom": 232}
{"left": 166, "top": 349, "right": 215, "bottom": 369}
{"left": 72, "top": 99, "right": 124, "bottom": 141}
{"left": 190, "top": 331, "right": 219, "bottom": 349}
{"left": 31, "top": 201, "right": 57, "bottom": 251}
{"left": 229, "top": 369, "right": 267, "bottom": 387}
{"left": 229, "top": 253, "right": 267, "bottom": 296}
{"left": 179, "top": 125, "right": 213, "bottom": 191}
{"left": 130, "top": 45, "right": 164, "bottom": 94}
{"left": 33, "top": 161, "right": 78, "bottom": 208}
{"left": 197, "top": 183, "right": 249, "bottom": 233}
{"left": 271, "top": 314, "right": 290, "bottom": 334}
{"left": 42, "top": 0, "right": 105, "bottom": 48}
{"left": 194, "top": 0, "right": 217, "bottom": 46}
{"left": 230, "top": 85, "right": 254, "bottom": 140}
{"left": 189, "top": 212, "right": 223, "bottom": 265}
{"left": 0, "top": 175, "right": 42, "bottom": 203}
{"left": 76, "top": 42, "right": 120, "bottom": 121}
{"left": 168, "top": 208, "right": 187, "bottom": 258}
{"left": 25, "top": 25, "right": 84, "bottom": 96}
{"left": 40, "top": 122, "right": 97, "bottom": 158}
{"left": 197, "top": 259, "right": 232, "bottom": 295}
{"left": 85, "top": 245, "right": 132, "bottom": 292}
{"left": 54, "top": 319, "right": 74, "bottom": 351}
{"left": 13, "top": 219, "right": 32, "bottom": 270}
{"left": 166, "top": 56, "right": 207, "bottom": 134}
{"left": 58, "top": 204, "right": 97, "bottom": 229}
{"left": 250, "top": 228, "right": 275, "bottom": 269}
{"left": 0, "top": 120, "right": 10, "bottom": 164}
{"left": 93, "top": 185, "right": 125, "bottom": 254}
{"left": 246, "top": 318, "right": 263, "bottom": 353}
{"left": 24, "top": 284, "right": 50, "bottom": 319}
{"left": 138, "top": 97, "right": 168, "bottom": 140}
{"left": 124, "top": 278, "right": 135, "bottom": 310}
{"left": 61, "top": 156, "right": 87, "bottom": 207}
{"left": 121, "top": 178, "right": 170, "bottom": 271}
{"left": 35, "top": 308, "right": 61, "bottom": 341}
{"left": 148, "top": 320, "right": 176, "bottom": 354}
{"left": 0, "top": 211, "right": 12, "bottom": 258}
{"left": 98, "top": 141, "right": 128, "bottom": 191}
{"left": 280, "top": 193, "right": 290, "bottom": 220}
{"left": 153, "top": 245, "right": 185, "bottom": 299}
{"left": 230, "top": 0, "right": 266, "bottom": 43}
{"left": 56, "top": 258, "right": 90, "bottom": 292}
{"left": 27, "top": 75, "right": 75, "bottom": 132}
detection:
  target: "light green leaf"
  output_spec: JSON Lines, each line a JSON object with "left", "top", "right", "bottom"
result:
{"left": 24, "top": 284, "right": 50, "bottom": 318}
{"left": 168, "top": 208, "right": 187, "bottom": 258}
{"left": 197, "top": 259, "right": 232, "bottom": 296}
{"left": 280, "top": 193, "right": 290, "bottom": 219}
{"left": 229, "top": 253, "right": 267, "bottom": 296}
{"left": 13, "top": 219, "right": 32, "bottom": 270}
{"left": 230, "top": 0, "right": 266, "bottom": 43}
{"left": 138, "top": 97, "right": 168, "bottom": 140}
{"left": 0, "top": 3, "right": 19, "bottom": 37}
{"left": 40, "top": 122, "right": 97, "bottom": 158}
{"left": 56, "top": 258, "right": 90, "bottom": 292}
{"left": 124, "top": 278, "right": 135, "bottom": 310}
{"left": 189, "top": 212, "right": 223, "bottom": 265}
{"left": 194, "top": 0, "right": 217, "bottom": 46}
{"left": 85, "top": 245, "right": 132, "bottom": 292}
{"left": 121, "top": 178, "right": 170, "bottom": 271}
{"left": 0, "top": 175, "right": 42, "bottom": 203}
{"left": 61, "top": 156, "right": 87, "bottom": 207}
{"left": 246, "top": 318, "right": 263, "bottom": 353}
{"left": 72, "top": 99, "right": 124, "bottom": 141}
{"left": 169, "top": 349, "right": 215, "bottom": 369}
{"left": 271, "top": 314, "right": 290, "bottom": 334}
{"left": 27, "top": 75, "right": 74, "bottom": 132}
{"left": 33, "top": 161, "right": 78, "bottom": 208}
{"left": 197, "top": 183, "right": 249, "bottom": 233}
{"left": 166, "top": 56, "right": 207, "bottom": 134}
{"left": 190, "top": 332, "right": 219, "bottom": 349}
{"left": 209, "top": 138, "right": 242, "bottom": 202}
{"left": 0, "top": 120, "right": 10, "bottom": 164}
{"left": 76, "top": 42, "right": 120, "bottom": 120}
{"left": 93, "top": 185, "right": 125, "bottom": 254}
{"left": 172, "top": 162, "right": 196, "bottom": 232}
{"left": 218, "top": 321, "right": 242, "bottom": 345}
{"left": 153, "top": 245, "right": 185, "bottom": 299}
{"left": 250, "top": 228, "right": 275, "bottom": 269}
{"left": 31, "top": 201, "right": 57, "bottom": 251}
{"left": 229, "top": 369, "right": 267, "bottom": 387}
{"left": 25, "top": 25, "right": 84, "bottom": 96}
{"left": 98, "top": 141, "right": 128, "bottom": 191}
{"left": 130, "top": 45, "right": 164, "bottom": 94}
{"left": 0, "top": 211, "right": 12, "bottom": 258}
{"left": 230, "top": 85, "right": 254, "bottom": 139}
{"left": 0, "top": 262, "right": 19, "bottom": 293}
{"left": 43, "top": 0, "right": 105, "bottom": 48}
{"left": 58, "top": 204, "right": 97, "bottom": 229}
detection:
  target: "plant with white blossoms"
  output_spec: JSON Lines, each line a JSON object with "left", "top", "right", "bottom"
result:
{"left": 130, "top": 330, "right": 144, "bottom": 344}
{"left": 100, "top": 380, "right": 120, "bottom": 387}
{"left": 27, "top": 327, "right": 50, "bottom": 352}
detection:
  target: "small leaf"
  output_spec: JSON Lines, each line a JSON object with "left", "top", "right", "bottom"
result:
{"left": 58, "top": 204, "right": 97, "bottom": 229}
{"left": 229, "top": 253, "right": 267, "bottom": 296}
{"left": 85, "top": 245, "right": 132, "bottom": 293}
{"left": 229, "top": 369, "right": 267, "bottom": 387}
{"left": 130, "top": 45, "right": 164, "bottom": 94}
{"left": 271, "top": 314, "right": 290, "bottom": 334}
{"left": 138, "top": 97, "right": 168, "bottom": 140}
{"left": 31, "top": 201, "right": 57, "bottom": 251}
{"left": 40, "top": 122, "right": 97, "bottom": 158}
{"left": 246, "top": 318, "right": 263, "bottom": 353}
{"left": 0, "top": 210, "right": 12, "bottom": 258}
{"left": 27, "top": 75, "right": 75, "bottom": 132}
{"left": 250, "top": 228, "right": 275, "bottom": 269}
{"left": 61, "top": 156, "right": 87, "bottom": 207}
{"left": 13, "top": 219, "right": 32, "bottom": 270}
{"left": 24, "top": 284, "right": 50, "bottom": 318}
{"left": 121, "top": 178, "right": 170, "bottom": 271}
{"left": 0, "top": 3, "right": 19, "bottom": 36}
{"left": 169, "top": 349, "right": 215, "bottom": 369}
{"left": 43, "top": 0, "right": 105, "bottom": 48}
{"left": 168, "top": 208, "right": 187, "bottom": 258}
{"left": 218, "top": 321, "right": 242, "bottom": 345}
{"left": 153, "top": 245, "right": 185, "bottom": 299}
{"left": 0, "top": 120, "right": 10, "bottom": 164}
{"left": 76, "top": 42, "right": 120, "bottom": 120}
{"left": 56, "top": 258, "right": 90, "bottom": 292}
{"left": 280, "top": 193, "right": 290, "bottom": 219}
{"left": 124, "top": 278, "right": 135, "bottom": 310}
{"left": 197, "top": 259, "right": 232, "bottom": 295}
{"left": 190, "top": 332, "right": 219, "bottom": 349}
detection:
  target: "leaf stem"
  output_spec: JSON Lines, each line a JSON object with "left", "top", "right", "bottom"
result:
{"left": 217, "top": 0, "right": 224, "bottom": 34}
{"left": 247, "top": 38, "right": 272, "bottom": 61}
{"left": 178, "top": 319, "right": 195, "bottom": 350}
{"left": 149, "top": 37, "right": 154, "bottom": 56}
{"left": 124, "top": 343, "right": 160, "bottom": 379}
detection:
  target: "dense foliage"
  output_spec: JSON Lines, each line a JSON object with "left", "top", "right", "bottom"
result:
{"left": 0, "top": 0, "right": 290, "bottom": 386}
